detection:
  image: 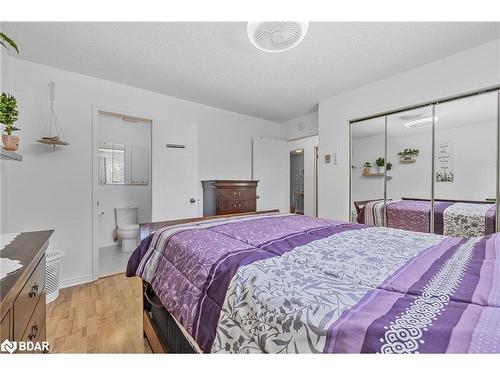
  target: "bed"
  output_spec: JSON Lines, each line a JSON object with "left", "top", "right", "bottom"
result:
{"left": 355, "top": 198, "right": 497, "bottom": 237}
{"left": 127, "top": 210, "right": 500, "bottom": 354}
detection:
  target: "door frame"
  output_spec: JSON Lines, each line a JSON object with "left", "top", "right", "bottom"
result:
{"left": 91, "top": 105, "right": 153, "bottom": 281}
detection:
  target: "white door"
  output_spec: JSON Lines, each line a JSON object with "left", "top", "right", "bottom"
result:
{"left": 252, "top": 137, "right": 290, "bottom": 213}
{"left": 152, "top": 122, "right": 199, "bottom": 221}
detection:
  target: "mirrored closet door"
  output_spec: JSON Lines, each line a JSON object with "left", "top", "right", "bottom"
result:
{"left": 350, "top": 116, "right": 385, "bottom": 223}
{"left": 350, "top": 89, "right": 500, "bottom": 237}
{"left": 433, "top": 92, "right": 498, "bottom": 237}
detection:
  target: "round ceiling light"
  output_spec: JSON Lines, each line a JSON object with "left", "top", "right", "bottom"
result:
{"left": 247, "top": 22, "right": 309, "bottom": 53}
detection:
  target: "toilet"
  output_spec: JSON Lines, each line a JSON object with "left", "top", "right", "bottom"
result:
{"left": 115, "top": 207, "right": 140, "bottom": 253}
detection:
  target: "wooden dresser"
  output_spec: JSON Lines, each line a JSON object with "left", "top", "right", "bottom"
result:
{"left": 202, "top": 180, "right": 258, "bottom": 216}
{"left": 0, "top": 230, "right": 53, "bottom": 353}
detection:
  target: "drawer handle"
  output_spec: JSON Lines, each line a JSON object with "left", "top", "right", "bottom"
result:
{"left": 29, "top": 283, "right": 39, "bottom": 298}
{"left": 233, "top": 203, "right": 242, "bottom": 209}
{"left": 28, "top": 324, "right": 39, "bottom": 340}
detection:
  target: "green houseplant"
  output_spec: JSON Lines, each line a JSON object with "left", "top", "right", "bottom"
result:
{"left": 376, "top": 157, "right": 385, "bottom": 173}
{"left": 398, "top": 148, "right": 419, "bottom": 161}
{"left": 386, "top": 162, "right": 393, "bottom": 171}
{"left": 0, "top": 93, "right": 20, "bottom": 151}
{"left": 363, "top": 161, "right": 371, "bottom": 174}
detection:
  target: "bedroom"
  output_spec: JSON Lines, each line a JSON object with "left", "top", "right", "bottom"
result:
{"left": 1, "top": 0, "right": 500, "bottom": 373}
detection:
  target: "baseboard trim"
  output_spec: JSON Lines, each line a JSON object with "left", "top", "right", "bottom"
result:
{"left": 60, "top": 274, "right": 93, "bottom": 289}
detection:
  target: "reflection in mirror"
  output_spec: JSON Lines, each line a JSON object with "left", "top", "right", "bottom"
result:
{"left": 349, "top": 90, "right": 499, "bottom": 236}
{"left": 97, "top": 142, "right": 149, "bottom": 185}
{"left": 434, "top": 92, "right": 497, "bottom": 237}
{"left": 350, "top": 116, "right": 385, "bottom": 223}
{"left": 385, "top": 106, "right": 433, "bottom": 233}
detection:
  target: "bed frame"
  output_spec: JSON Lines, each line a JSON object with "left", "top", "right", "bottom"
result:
{"left": 138, "top": 210, "right": 279, "bottom": 353}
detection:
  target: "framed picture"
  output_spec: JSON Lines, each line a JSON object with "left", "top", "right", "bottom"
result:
{"left": 436, "top": 140, "right": 454, "bottom": 182}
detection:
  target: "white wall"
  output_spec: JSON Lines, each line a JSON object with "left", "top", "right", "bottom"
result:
{"left": 288, "top": 136, "right": 319, "bottom": 216}
{"left": 1, "top": 57, "right": 280, "bottom": 287}
{"left": 280, "top": 111, "right": 319, "bottom": 140}
{"left": 319, "top": 39, "right": 500, "bottom": 220}
{"left": 96, "top": 114, "right": 151, "bottom": 247}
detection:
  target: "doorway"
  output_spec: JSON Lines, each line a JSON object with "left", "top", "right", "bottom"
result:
{"left": 288, "top": 135, "right": 319, "bottom": 216}
{"left": 92, "top": 109, "right": 152, "bottom": 279}
{"left": 290, "top": 149, "right": 305, "bottom": 214}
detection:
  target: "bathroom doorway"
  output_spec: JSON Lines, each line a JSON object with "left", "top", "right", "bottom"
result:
{"left": 290, "top": 149, "right": 305, "bottom": 214}
{"left": 288, "top": 135, "right": 319, "bottom": 216}
{"left": 92, "top": 109, "right": 152, "bottom": 279}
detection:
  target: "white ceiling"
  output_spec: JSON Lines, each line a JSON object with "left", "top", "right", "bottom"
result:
{"left": 4, "top": 22, "right": 500, "bottom": 122}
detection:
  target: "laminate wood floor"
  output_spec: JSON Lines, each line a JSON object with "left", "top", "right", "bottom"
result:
{"left": 46, "top": 273, "right": 152, "bottom": 353}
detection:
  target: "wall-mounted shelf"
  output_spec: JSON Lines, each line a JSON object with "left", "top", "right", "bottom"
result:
{"left": 399, "top": 159, "right": 416, "bottom": 164}
{"left": 0, "top": 147, "right": 22, "bottom": 161}
{"left": 362, "top": 172, "right": 392, "bottom": 179}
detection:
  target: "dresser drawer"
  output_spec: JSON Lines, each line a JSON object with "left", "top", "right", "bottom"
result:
{"left": 13, "top": 256, "right": 46, "bottom": 340}
{"left": 1, "top": 310, "right": 10, "bottom": 341}
{"left": 20, "top": 292, "right": 46, "bottom": 349}
{"left": 217, "top": 199, "right": 256, "bottom": 214}
{"left": 217, "top": 188, "right": 256, "bottom": 202}
{"left": 18, "top": 323, "right": 47, "bottom": 354}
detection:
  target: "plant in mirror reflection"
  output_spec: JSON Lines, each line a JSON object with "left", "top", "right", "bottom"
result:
{"left": 376, "top": 157, "right": 385, "bottom": 167}
{"left": 398, "top": 148, "right": 419, "bottom": 159}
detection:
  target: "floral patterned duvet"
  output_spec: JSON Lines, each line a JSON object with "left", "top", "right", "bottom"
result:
{"left": 127, "top": 213, "right": 500, "bottom": 353}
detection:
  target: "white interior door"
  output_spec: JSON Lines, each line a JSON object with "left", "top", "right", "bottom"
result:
{"left": 152, "top": 122, "right": 199, "bottom": 221}
{"left": 252, "top": 137, "right": 290, "bottom": 213}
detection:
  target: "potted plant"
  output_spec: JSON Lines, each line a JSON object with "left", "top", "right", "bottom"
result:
{"left": 363, "top": 161, "right": 371, "bottom": 174}
{"left": 0, "top": 93, "right": 20, "bottom": 151}
{"left": 386, "top": 162, "right": 393, "bottom": 171}
{"left": 398, "top": 148, "right": 419, "bottom": 161}
{"left": 376, "top": 157, "right": 385, "bottom": 173}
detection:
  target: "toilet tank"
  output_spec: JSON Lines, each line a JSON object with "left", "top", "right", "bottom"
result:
{"left": 115, "top": 207, "right": 138, "bottom": 227}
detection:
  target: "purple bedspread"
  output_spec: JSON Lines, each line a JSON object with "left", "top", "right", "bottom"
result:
{"left": 127, "top": 213, "right": 500, "bottom": 353}
{"left": 326, "top": 234, "right": 500, "bottom": 353}
{"left": 127, "top": 213, "right": 347, "bottom": 352}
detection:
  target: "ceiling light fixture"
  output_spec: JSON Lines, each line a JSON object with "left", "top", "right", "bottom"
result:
{"left": 247, "top": 22, "right": 309, "bottom": 53}
{"left": 404, "top": 116, "right": 439, "bottom": 129}
{"left": 295, "top": 149, "right": 304, "bottom": 153}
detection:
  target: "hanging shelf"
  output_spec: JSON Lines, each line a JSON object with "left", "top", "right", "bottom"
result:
{"left": 37, "top": 136, "right": 70, "bottom": 146}
{"left": 36, "top": 80, "right": 70, "bottom": 148}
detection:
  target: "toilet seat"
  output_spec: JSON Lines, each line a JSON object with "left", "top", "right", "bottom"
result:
{"left": 117, "top": 224, "right": 140, "bottom": 240}
{"left": 119, "top": 224, "right": 139, "bottom": 231}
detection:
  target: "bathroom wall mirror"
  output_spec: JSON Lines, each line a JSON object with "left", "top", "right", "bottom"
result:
{"left": 97, "top": 142, "right": 149, "bottom": 185}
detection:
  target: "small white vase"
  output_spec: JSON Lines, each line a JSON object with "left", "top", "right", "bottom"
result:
{"left": 377, "top": 166, "right": 385, "bottom": 174}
